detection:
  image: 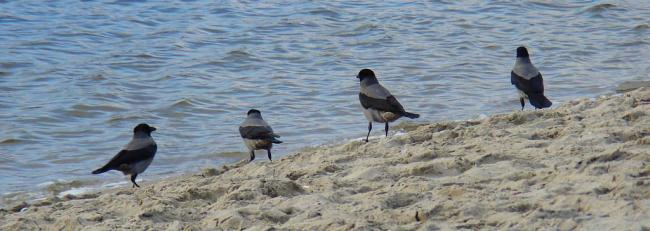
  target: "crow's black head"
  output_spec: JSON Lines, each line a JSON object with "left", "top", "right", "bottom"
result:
{"left": 247, "top": 109, "right": 261, "bottom": 115}
{"left": 516, "top": 46, "right": 529, "bottom": 58}
{"left": 134, "top": 123, "right": 156, "bottom": 134}
{"left": 356, "top": 69, "right": 376, "bottom": 81}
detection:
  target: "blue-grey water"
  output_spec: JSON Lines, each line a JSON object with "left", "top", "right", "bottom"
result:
{"left": 1, "top": 0, "right": 649, "bottom": 205}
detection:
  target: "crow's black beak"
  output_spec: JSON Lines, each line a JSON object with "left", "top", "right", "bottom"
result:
{"left": 356, "top": 75, "right": 360, "bottom": 79}
{"left": 150, "top": 127, "right": 157, "bottom": 131}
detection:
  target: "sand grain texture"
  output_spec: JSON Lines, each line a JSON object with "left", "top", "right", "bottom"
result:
{"left": 2, "top": 89, "right": 650, "bottom": 230}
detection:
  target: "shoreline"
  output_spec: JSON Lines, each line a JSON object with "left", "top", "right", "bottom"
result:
{"left": 3, "top": 80, "right": 646, "bottom": 207}
{"left": 2, "top": 88, "right": 649, "bottom": 230}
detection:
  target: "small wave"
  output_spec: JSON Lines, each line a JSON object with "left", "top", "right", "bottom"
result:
{"left": 583, "top": 3, "right": 616, "bottom": 13}
{"left": 223, "top": 49, "right": 261, "bottom": 62}
{"left": 633, "top": 24, "right": 650, "bottom": 30}
{"left": 108, "top": 61, "right": 165, "bottom": 72}
{"left": 613, "top": 40, "right": 650, "bottom": 47}
{"left": 0, "top": 191, "right": 37, "bottom": 209}
{"left": 62, "top": 107, "right": 101, "bottom": 118}
{"left": 170, "top": 98, "right": 197, "bottom": 108}
{"left": 1, "top": 180, "right": 107, "bottom": 208}
{"left": 109, "top": 0, "right": 148, "bottom": 6}
{"left": 226, "top": 49, "right": 253, "bottom": 58}
{"left": 335, "top": 23, "right": 380, "bottom": 37}
{"left": 57, "top": 187, "right": 94, "bottom": 198}
{"left": 209, "top": 8, "right": 232, "bottom": 15}
{"left": 307, "top": 8, "right": 340, "bottom": 18}
{"left": 0, "top": 14, "right": 28, "bottom": 23}
{"left": 51, "top": 31, "right": 106, "bottom": 39}
{"left": 106, "top": 31, "right": 131, "bottom": 38}
{"left": 135, "top": 53, "right": 157, "bottom": 59}
{"left": 90, "top": 74, "right": 107, "bottom": 81}
{"left": 107, "top": 114, "right": 145, "bottom": 123}
{"left": 528, "top": 1, "right": 582, "bottom": 10}
{"left": 0, "top": 61, "right": 33, "bottom": 69}
{"left": 41, "top": 179, "right": 90, "bottom": 196}
{"left": 72, "top": 103, "right": 127, "bottom": 112}
{"left": 483, "top": 44, "right": 501, "bottom": 50}
{"left": 528, "top": 1, "right": 561, "bottom": 9}
{"left": 19, "top": 40, "right": 55, "bottom": 46}
{"left": 150, "top": 29, "right": 179, "bottom": 37}
{"left": 155, "top": 7, "right": 180, "bottom": 14}
{"left": 186, "top": 60, "right": 226, "bottom": 69}
{"left": 200, "top": 27, "right": 226, "bottom": 34}
{"left": 0, "top": 138, "right": 22, "bottom": 145}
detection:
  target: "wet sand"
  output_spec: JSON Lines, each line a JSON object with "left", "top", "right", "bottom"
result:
{"left": 2, "top": 88, "right": 649, "bottom": 230}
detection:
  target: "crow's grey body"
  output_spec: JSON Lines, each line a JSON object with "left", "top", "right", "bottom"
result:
{"left": 92, "top": 123, "right": 157, "bottom": 188}
{"left": 511, "top": 47, "right": 552, "bottom": 110}
{"left": 512, "top": 57, "right": 540, "bottom": 80}
{"left": 239, "top": 109, "right": 282, "bottom": 162}
{"left": 357, "top": 69, "right": 419, "bottom": 142}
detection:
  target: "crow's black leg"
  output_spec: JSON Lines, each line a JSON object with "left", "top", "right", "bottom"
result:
{"left": 385, "top": 122, "right": 389, "bottom": 137}
{"left": 365, "top": 122, "right": 372, "bottom": 142}
{"left": 131, "top": 174, "right": 140, "bottom": 188}
{"left": 520, "top": 98, "right": 525, "bottom": 111}
{"left": 249, "top": 150, "right": 255, "bottom": 162}
{"left": 267, "top": 149, "right": 272, "bottom": 161}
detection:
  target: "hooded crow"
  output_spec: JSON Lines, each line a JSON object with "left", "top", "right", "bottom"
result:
{"left": 239, "top": 109, "right": 282, "bottom": 162}
{"left": 92, "top": 123, "right": 157, "bottom": 188}
{"left": 357, "top": 69, "right": 419, "bottom": 142}
{"left": 511, "top": 46, "right": 552, "bottom": 110}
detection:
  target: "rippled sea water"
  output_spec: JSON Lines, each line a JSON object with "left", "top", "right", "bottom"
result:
{"left": 1, "top": 1, "right": 649, "bottom": 205}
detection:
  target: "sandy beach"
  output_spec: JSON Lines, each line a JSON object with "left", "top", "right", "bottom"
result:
{"left": 2, "top": 88, "right": 649, "bottom": 230}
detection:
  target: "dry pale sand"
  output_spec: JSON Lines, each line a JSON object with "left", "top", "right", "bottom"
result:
{"left": 2, "top": 88, "right": 650, "bottom": 231}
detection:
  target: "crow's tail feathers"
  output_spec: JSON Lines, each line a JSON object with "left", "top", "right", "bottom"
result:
{"left": 270, "top": 137, "right": 283, "bottom": 144}
{"left": 92, "top": 166, "right": 109, "bottom": 174}
{"left": 528, "top": 94, "right": 552, "bottom": 109}
{"left": 403, "top": 112, "right": 420, "bottom": 119}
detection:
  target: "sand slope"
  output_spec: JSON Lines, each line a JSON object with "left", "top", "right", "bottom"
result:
{"left": 2, "top": 88, "right": 650, "bottom": 230}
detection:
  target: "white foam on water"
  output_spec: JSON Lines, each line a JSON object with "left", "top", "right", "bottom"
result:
{"left": 36, "top": 181, "right": 55, "bottom": 187}
{"left": 349, "top": 130, "right": 408, "bottom": 142}
{"left": 57, "top": 187, "right": 94, "bottom": 198}
{"left": 102, "top": 181, "right": 129, "bottom": 189}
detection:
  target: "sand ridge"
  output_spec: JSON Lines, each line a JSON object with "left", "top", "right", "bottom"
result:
{"left": 2, "top": 88, "right": 649, "bottom": 230}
